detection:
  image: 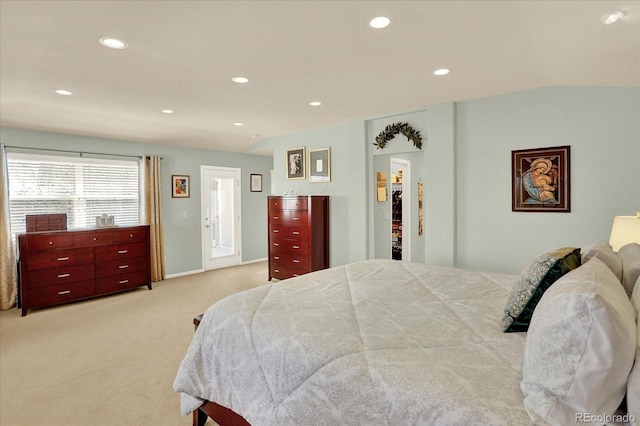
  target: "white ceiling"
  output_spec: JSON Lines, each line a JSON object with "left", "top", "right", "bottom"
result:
{"left": 1, "top": 1, "right": 638, "bottom": 155}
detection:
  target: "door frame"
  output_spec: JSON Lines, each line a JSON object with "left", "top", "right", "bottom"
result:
{"left": 390, "top": 157, "right": 411, "bottom": 261}
{"left": 200, "top": 165, "right": 242, "bottom": 270}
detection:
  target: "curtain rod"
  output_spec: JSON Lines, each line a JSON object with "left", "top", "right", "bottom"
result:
{"left": 3, "top": 145, "right": 162, "bottom": 160}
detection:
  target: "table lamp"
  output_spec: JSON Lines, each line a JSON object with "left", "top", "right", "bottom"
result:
{"left": 609, "top": 212, "right": 640, "bottom": 251}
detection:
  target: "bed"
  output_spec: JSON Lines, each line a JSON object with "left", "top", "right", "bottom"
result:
{"left": 174, "top": 248, "right": 640, "bottom": 426}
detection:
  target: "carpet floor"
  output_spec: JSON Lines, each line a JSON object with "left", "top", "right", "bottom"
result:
{"left": 0, "top": 261, "right": 268, "bottom": 426}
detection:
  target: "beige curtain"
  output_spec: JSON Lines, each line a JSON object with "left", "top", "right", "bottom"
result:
{"left": 0, "top": 144, "right": 17, "bottom": 309}
{"left": 144, "top": 156, "right": 165, "bottom": 282}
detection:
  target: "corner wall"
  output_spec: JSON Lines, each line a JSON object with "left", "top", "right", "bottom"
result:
{"left": 0, "top": 128, "right": 273, "bottom": 276}
{"left": 455, "top": 87, "right": 640, "bottom": 273}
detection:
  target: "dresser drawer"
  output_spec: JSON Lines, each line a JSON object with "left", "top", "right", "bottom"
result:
{"left": 284, "top": 197, "right": 307, "bottom": 211}
{"left": 114, "top": 227, "right": 148, "bottom": 243}
{"left": 270, "top": 225, "right": 307, "bottom": 239}
{"left": 269, "top": 197, "right": 309, "bottom": 212}
{"left": 95, "top": 242, "right": 146, "bottom": 261}
{"left": 271, "top": 237, "right": 309, "bottom": 255}
{"left": 26, "top": 264, "right": 95, "bottom": 288}
{"left": 24, "top": 233, "right": 74, "bottom": 250}
{"left": 269, "top": 261, "right": 311, "bottom": 280}
{"left": 96, "top": 256, "right": 148, "bottom": 277}
{"left": 270, "top": 211, "right": 309, "bottom": 226}
{"left": 26, "top": 248, "right": 94, "bottom": 271}
{"left": 74, "top": 231, "right": 114, "bottom": 247}
{"left": 271, "top": 254, "right": 311, "bottom": 269}
{"left": 28, "top": 280, "right": 95, "bottom": 307}
{"left": 268, "top": 198, "right": 285, "bottom": 212}
{"left": 95, "top": 270, "right": 148, "bottom": 294}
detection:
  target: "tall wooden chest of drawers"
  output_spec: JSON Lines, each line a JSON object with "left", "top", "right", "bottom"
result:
{"left": 267, "top": 196, "right": 329, "bottom": 280}
{"left": 17, "top": 225, "right": 151, "bottom": 316}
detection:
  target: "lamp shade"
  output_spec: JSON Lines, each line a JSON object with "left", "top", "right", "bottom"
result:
{"left": 609, "top": 214, "right": 640, "bottom": 251}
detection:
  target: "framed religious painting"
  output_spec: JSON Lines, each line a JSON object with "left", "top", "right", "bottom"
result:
{"left": 511, "top": 146, "right": 570, "bottom": 212}
{"left": 286, "top": 147, "right": 305, "bottom": 180}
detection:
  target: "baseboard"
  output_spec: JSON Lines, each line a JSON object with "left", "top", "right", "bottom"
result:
{"left": 165, "top": 259, "right": 266, "bottom": 279}
{"left": 165, "top": 268, "right": 205, "bottom": 279}
{"left": 242, "top": 257, "right": 267, "bottom": 265}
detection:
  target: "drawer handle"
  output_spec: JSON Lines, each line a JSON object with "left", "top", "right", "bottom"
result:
{"left": 119, "top": 279, "right": 129, "bottom": 284}
{"left": 273, "top": 230, "right": 280, "bottom": 233}
{"left": 57, "top": 273, "right": 70, "bottom": 278}
{"left": 292, "top": 259, "right": 300, "bottom": 263}
{"left": 118, "top": 250, "right": 128, "bottom": 254}
{"left": 293, "top": 217, "right": 300, "bottom": 221}
{"left": 57, "top": 257, "right": 70, "bottom": 261}
{"left": 273, "top": 243, "right": 280, "bottom": 247}
{"left": 93, "top": 237, "right": 97, "bottom": 241}
{"left": 273, "top": 216, "right": 280, "bottom": 220}
{"left": 58, "top": 290, "right": 71, "bottom": 295}
{"left": 274, "top": 269, "right": 280, "bottom": 273}
{"left": 274, "top": 256, "right": 280, "bottom": 260}
{"left": 292, "top": 231, "right": 300, "bottom": 235}
{"left": 292, "top": 245, "right": 300, "bottom": 249}
{"left": 129, "top": 234, "right": 133, "bottom": 238}
{"left": 118, "top": 265, "right": 129, "bottom": 269}
{"left": 49, "top": 241, "right": 53, "bottom": 245}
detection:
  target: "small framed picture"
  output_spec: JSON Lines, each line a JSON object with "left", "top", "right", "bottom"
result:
{"left": 250, "top": 174, "right": 263, "bottom": 192}
{"left": 172, "top": 175, "right": 190, "bottom": 198}
{"left": 309, "top": 148, "right": 331, "bottom": 183}
{"left": 511, "top": 145, "right": 570, "bottom": 212}
{"left": 286, "top": 147, "right": 305, "bottom": 180}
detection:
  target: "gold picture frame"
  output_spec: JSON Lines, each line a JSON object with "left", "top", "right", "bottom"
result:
{"left": 309, "top": 148, "right": 331, "bottom": 183}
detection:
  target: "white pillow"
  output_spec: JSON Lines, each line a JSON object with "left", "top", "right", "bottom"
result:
{"left": 581, "top": 244, "right": 623, "bottom": 281}
{"left": 521, "top": 257, "right": 637, "bottom": 425}
{"left": 627, "top": 276, "right": 640, "bottom": 426}
{"left": 619, "top": 243, "right": 640, "bottom": 297}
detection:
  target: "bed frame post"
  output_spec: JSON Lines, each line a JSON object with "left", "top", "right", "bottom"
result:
{"left": 192, "top": 315, "right": 208, "bottom": 426}
{"left": 193, "top": 408, "right": 208, "bottom": 426}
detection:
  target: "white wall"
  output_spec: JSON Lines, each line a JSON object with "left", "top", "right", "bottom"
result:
{"left": 456, "top": 87, "right": 640, "bottom": 273}
{"left": 255, "top": 86, "right": 640, "bottom": 274}
{"left": 0, "top": 128, "right": 274, "bottom": 276}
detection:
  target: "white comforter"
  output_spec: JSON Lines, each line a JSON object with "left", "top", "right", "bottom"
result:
{"left": 174, "top": 260, "right": 531, "bottom": 425}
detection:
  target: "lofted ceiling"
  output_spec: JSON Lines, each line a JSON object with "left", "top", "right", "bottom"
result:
{"left": 1, "top": 1, "right": 639, "bottom": 155}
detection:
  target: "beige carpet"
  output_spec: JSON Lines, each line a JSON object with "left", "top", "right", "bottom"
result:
{"left": 0, "top": 261, "right": 269, "bottom": 426}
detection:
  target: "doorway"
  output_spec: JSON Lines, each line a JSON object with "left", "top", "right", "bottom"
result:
{"left": 201, "top": 166, "right": 241, "bottom": 270}
{"left": 390, "top": 158, "right": 410, "bottom": 261}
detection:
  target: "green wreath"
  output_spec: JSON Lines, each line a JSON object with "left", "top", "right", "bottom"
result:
{"left": 373, "top": 122, "right": 423, "bottom": 150}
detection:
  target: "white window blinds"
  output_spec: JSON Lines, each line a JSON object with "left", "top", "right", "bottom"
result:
{"left": 7, "top": 153, "right": 140, "bottom": 235}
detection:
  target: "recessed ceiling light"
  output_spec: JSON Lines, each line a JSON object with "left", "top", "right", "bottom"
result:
{"left": 601, "top": 11, "right": 625, "bottom": 25}
{"left": 55, "top": 89, "right": 73, "bottom": 96}
{"left": 231, "top": 76, "right": 249, "bottom": 84}
{"left": 309, "top": 101, "right": 322, "bottom": 106}
{"left": 369, "top": 16, "right": 391, "bottom": 29}
{"left": 233, "top": 122, "right": 244, "bottom": 126}
{"left": 162, "top": 109, "right": 174, "bottom": 114}
{"left": 98, "top": 37, "right": 128, "bottom": 49}
{"left": 433, "top": 68, "right": 450, "bottom": 76}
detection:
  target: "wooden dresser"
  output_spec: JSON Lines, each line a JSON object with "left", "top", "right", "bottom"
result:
{"left": 18, "top": 225, "right": 151, "bottom": 316}
{"left": 267, "top": 195, "right": 330, "bottom": 280}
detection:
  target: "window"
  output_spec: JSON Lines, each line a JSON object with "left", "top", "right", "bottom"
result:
{"left": 7, "top": 153, "right": 140, "bottom": 237}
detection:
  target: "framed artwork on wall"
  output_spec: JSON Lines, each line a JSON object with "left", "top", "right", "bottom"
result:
{"left": 172, "top": 175, "right": 190, "bottom": 198}
{"left": 511, "top": 145, "right": 570, "bottom": 212}
{"left": 286, "top": 147, "right": 305, "bottom": 180}
{"left": 250, "top": 174, "right": 263, "bottom": 192}
{"left": 309, "top": 148, "right": 331, "bottom": 182}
